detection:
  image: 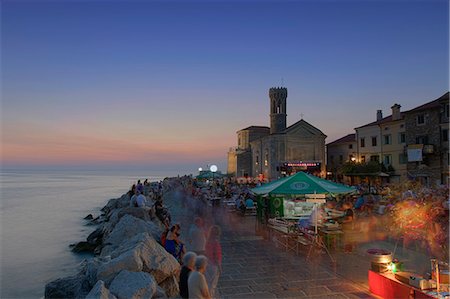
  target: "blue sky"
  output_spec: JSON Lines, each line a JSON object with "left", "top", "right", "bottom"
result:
{"left": 2, "top": 0, "right": 448, "bottom": 174}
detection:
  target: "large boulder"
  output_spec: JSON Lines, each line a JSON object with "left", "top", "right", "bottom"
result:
{"left": 83, "top": 256, "right": 111, "bottom": 286}
{"left": 152, "top": 286, "right": 167, "bottom": 299}
{"left": 102, "top": 215, "right": 162, "bottom": 252}
{"left": 109, "top": 270, "right": 156, "bottom": 299}
{"left": 118, "top": 207, "right": 153, "bottom": 223}
{"left": 85, "top": 280, "right": 117, "bottom": 299}
{"left": 158, "top": 275, "right": 179, "bottom": 298}
{"left": 96, "top": 248, "right": 143, "bottom": 284}
{"left": 109, "top": 233, "right": 180, "bottom": 284}
{"left": 44, "top": 273, "right": 91, "bottom": 299}
{"left": 102, "top": 194, "right": 130, "bottom": 213}
{"left": 71, "top": 241, "right": 97, "bottom": 253}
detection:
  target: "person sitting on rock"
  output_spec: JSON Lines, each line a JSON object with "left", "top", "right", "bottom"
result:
{"left": 165, "top": 224, "right": 185, "bottom": 261}
{"left": 130, "top": 190, "right": 146, "bottom": 207}
{"left": 179, "top": 251, "right": 197, "bottom": 299}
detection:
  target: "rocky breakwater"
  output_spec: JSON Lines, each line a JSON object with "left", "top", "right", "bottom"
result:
{"left": 45, "top": 191, "right": 181, "bottom": 299}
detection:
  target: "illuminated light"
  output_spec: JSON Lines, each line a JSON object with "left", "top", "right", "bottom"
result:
{"left": 210, "top": 165, "right": 218, "bottom": 172}
{"left": 287, "top": 162, "right": 320, "bottom": 167}
{"left": 198, "top": 167, "right": 203, "bottom": 172}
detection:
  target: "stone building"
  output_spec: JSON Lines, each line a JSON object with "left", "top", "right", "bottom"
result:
{"left": 227, "top": 126, "right": 270, "bottom": 177}
{"left": 355, "top": 104, "right": 407, "bottom": 182}
{"left": 326, "top": 133, "right": 356, "bottom": 181}
{"left": 227, "top": 87, "right": 326, "bottom": 180}
{"left": 405, "top": 92, "right": 449, "bottom": 185}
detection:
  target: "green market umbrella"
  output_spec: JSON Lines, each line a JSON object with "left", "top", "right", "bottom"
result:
{"left": 196, "top": 171, "right": 224, "bottom": 180}
{"left": 251, "top": 172, "right": 356, "bottom": 196}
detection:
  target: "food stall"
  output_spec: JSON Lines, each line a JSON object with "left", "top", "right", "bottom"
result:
{"left": 252, "top": 172, "right": 355, "bottom": 220}
{"left": 251, "top": 172, "right": 356, "bottom": 257}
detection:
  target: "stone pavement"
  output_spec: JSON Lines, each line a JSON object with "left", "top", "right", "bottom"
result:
{"left": 215, "top": 212, "right": 377, "bottom": 299}
{"left": 167, "top": 191, "right": 378, "bottom": 299}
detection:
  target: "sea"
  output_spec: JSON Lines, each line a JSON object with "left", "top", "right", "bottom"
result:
{"left": 0, "top": 169, "right": 182, "bottom": 299}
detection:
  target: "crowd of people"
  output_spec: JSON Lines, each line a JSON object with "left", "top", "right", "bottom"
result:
{"left": 126, "top": 177, "right": 224, "bottom": 299}
{"left": 125, "top": 174, "right": 449, "bottom": 298}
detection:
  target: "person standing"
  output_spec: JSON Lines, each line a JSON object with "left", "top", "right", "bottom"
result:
{"left": 340, "top": 202, "right": 355, "bottom": 253}
{"left": 179, "top": 251, "right": 197, "bottom": 299}
{"left": 188, "top": 255, "right": 211, "bottom": 299}
{"left": 205, "top": 225, "right": 222, "bottom": 298}
{"left": 188, "top": 217, "right": 207, "bottom": 255}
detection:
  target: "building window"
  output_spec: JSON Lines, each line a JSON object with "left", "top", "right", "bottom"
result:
{"left": 384, "top": 127, "right": 389, "bottom": 131}
{"left": 370, "top": 155, "right": 379, "bottom": 162}
{"left": 446, "top": 104, "right": 449, "bottom": 118}
{"left": 384, "top": 134, "right": 391, "bottom": 145}
{"left": 371, "top": 136, "right": 377, "bottom": 147}
{"left": 417, "top": 114, "right": 425, "bottom": 125}
{"left": 339, "top": 155, "right": 343, "bottom": 163}
{"left": 256, "top": 154, "right": 259, "bottom": 164}
{"left": 361, "top": 155, "right": 366, "bottom": 163}
{"left": 360, "top": 137, "right": 365, "bottom": 148}
{"left": 443, "top": 129, "right": 449, "bottom": 142}
{"left": 383, "top": 155, "right": 392, "bottom": 166}
{"left": 398, "top": 132, "right": 406, "bottom": 144}
{"left": 416, "top": 135, "right": 429, "bottom": 144}
{"left": 399, "top": 153, "right": 407, "bottom": 164}
{"left": 264, "top": 152, "right": 269, "bottom": 166}
{"left": 348, "top": 144, "right": 353, "bottom": 149}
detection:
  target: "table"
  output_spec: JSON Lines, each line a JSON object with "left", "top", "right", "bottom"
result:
{"left": 319, "top": 229, "right": 343, "bottom": 251}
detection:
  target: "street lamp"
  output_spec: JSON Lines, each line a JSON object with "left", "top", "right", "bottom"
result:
{"left": 210, "top": 164, "right": 217, "bottom": 180}
{"left": 198, "top": 167, "right": 203, "bottom": 172}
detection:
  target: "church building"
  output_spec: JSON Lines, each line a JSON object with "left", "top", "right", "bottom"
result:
{"left": 227, "top": 87, "right": 327, "bottom": 181}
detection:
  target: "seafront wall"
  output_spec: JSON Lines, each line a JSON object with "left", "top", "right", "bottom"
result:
{"left": 44, "top": 182, "right": 181, "bottom": 299}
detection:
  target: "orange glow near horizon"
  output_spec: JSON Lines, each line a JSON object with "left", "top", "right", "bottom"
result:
{"left": 2, "top": 122, "right": 232, "bottom": 166}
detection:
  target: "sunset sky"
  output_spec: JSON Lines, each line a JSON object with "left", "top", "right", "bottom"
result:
{"left": 2, "top": 0, "right": 448, "bottom": 173}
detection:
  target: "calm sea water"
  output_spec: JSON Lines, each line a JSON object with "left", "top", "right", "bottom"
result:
{"left": 0, "top": 169, "right": 179, "bottom": 299}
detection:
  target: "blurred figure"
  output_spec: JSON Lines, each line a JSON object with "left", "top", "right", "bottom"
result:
{"left": 188, "top": 217, "right": 207, "bottom": 255}
{"left": 340, "top": 202, "right": 355, "bottom": 253}
{"left": 205, "top": 225, "right": 222, "bottom": 298}
{"left": 188, "top": 255, "right": 211, "bottom": 299}
{"left": 179, "top": 251, "right": 197, "bottom": 299}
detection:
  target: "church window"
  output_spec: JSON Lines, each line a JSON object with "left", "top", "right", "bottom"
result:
{"left": 264, "top": 152, "right": 269, "bottom": 166}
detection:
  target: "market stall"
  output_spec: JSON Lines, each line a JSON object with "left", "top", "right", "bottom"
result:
{"left": 252, "top": 172, "right": 356, "bottom": 221}
{"left": 251, "top": 172, "right": 356, "bottom": 259}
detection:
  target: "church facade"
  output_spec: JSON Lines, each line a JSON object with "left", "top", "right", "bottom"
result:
{"left": 227, "top": 87, "right": 327, "bottom": 181}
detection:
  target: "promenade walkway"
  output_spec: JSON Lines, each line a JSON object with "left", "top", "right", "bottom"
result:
{"left": 167, "top": 190, "right": 377, "bottom": 299}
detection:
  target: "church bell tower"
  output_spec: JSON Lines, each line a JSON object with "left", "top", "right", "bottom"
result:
{"left": 269, "top": 87, "right": 287, "bottom": 134}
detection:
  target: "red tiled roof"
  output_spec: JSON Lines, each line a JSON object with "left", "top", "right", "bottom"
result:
{"left": 238, "top": 125, "right": 270, "bottom": 132}
{"left": 355, "top": 92, "right": 449, "bottom": 129}
{"left": 326, "top": 134, "right": 356, "bottom": 146}
{"left": 355, "top": 112, "right": 406, "bottom": 129}
{"left": 405, "top": 92, "right": 449, "bottom": 113}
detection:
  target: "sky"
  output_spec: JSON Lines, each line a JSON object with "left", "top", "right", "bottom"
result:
{"left": 1, "top": 0, "right": 449, "bottom": 174}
